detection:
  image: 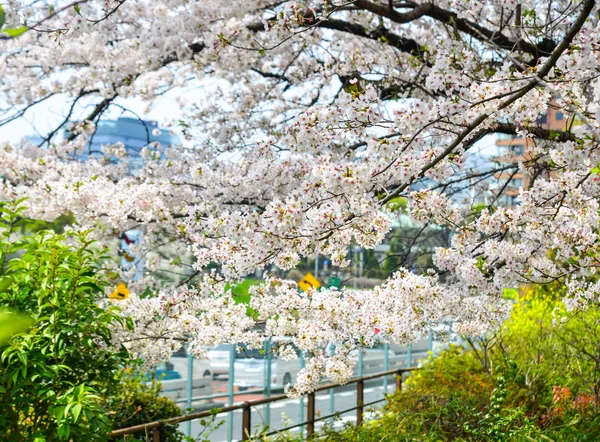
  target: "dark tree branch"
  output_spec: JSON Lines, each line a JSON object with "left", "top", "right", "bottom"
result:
{"left": 65, "top": 96, "right": 115, "bottom": 142}
{"left": 353, "top": 0, "right": 557, "bottom": 62}
{"left": 316, "top": 18, "right": 428, "bottom": 58}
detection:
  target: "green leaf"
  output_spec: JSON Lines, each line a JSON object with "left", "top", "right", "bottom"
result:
{"left": 3, "top": 26, "right": 28, "bottom": 37}
{"left": 57, "top": 422, "right": 70, "bottom": 440}
{"left": 0, "top": 5, "right": 5, "bottom": 29}
{"left": 71, "top": 403, "right": 82, "bottom": 422}
{"left": 385, "top": 196, "right": 408, "bottom": 212}
{"left": 0, "top": 311, "right": 33, "bottom": 345}
{"left": 73, "top": 4, "right": 81, "bottom": 15}
{"left": 54, "top": 405, "right": 66, "bottom": 421}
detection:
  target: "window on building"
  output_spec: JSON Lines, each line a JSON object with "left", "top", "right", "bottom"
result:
{"left": 556, "top": 112, "right": 564, "bottom": 120}
{"left": 508, "top": 144, "right": 524, "bottom": 155}
{"left": 510, "top": 178, "right": 524, "bottom": 188}
{"left": 499, "top": 195, "right": 520, "bottom": 206}
{"left": 537, "top": 113, "right": 548, "bottom": 124}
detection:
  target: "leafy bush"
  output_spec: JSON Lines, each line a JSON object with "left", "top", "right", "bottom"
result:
{"left": 0, "top": 201, "right": 133, "bottom": 441}
{"left": 316, "top": 349, "right": 538, "bottom": 442}
{"left": 489, "top": 286, "right": 600, "bottom": 440}
{"left": 105, "top": 368, "right": 185, "bottom": 442}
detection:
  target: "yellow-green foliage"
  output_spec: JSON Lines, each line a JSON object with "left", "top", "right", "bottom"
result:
{"left": 493, "top": 284, "right": 600, "bottom": 419}
{"left": 402, "top": 347, "right": 493, "bottom": 401}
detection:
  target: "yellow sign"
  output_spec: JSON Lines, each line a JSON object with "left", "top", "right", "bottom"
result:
{"left": 298, "top": 272, "right": 321, "bottom": 292}
{"left": 110, "top": 282, "right": 130, "bottom": 300}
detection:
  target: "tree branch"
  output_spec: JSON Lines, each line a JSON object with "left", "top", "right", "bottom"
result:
{"left": 353, "top": 0, "right": 556, "bottom": 62}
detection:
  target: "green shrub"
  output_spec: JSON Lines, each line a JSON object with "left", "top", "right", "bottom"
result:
{"left": 489, "top": 285, "right": 600, "bottom": 440}
{"left": 0, "top": 201, "right": 133, "bottom": 441}
{"left": 0, "top": 202, "right": 192, "bottom": 442}
{"left": 106, "top": 368, "right": 185, "bottom": 442}
{"left": 358, "top": 348, "right": 538, "bottom": 442}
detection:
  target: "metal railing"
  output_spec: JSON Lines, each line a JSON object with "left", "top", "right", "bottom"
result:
{"left": 109, "top": 367, "right": 417, "bottom": 441}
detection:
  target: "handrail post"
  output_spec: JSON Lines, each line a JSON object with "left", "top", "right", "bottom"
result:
{"left": 298, "top": 351, "right": 305, "bottom": 425}
{"left": 186, "top": 352, "right": 193, "bottom": 437}
{"left": 395, "top": 369, "right": 403, "bottom": 392}
{"left": 383, "top": 342, "right": 389, "bottom": 394}
{"left": 241, "top": 401, "right": 251, "bottom": 441}
{"left": 356, "top": 379, "right": 364, "bottom": 426}
{"left": 153, "top": 425, "right": 162, "bottom": 442}
{"left": 307, "top": 392, "right": 315, "bottom": 438}
{"left": 264, "top": 338, "right": 272, "bottom": 428}
{"left": 329, "top": 344, "right": 335, "bottom": 425}
{"left": 227, "top": 344, "right": 235, "bottom": 442}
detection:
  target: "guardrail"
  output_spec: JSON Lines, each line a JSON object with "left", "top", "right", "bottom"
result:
{"left": 109, "top": 367, "right": 417, "bottom": 441}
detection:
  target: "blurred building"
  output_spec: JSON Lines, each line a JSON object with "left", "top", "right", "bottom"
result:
{"left": 493, "top": 106, "right": 572, "bottom": 206}
{"left": 81, "top": 117, "right": 179, "bottom": 172}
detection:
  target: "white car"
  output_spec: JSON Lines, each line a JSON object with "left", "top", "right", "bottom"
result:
{"left": 206, "top": 344, "right": 232, "bottom": 379}
{"left": 234, "top": 343, "right": 301, "bottom": 391}
{"left": 233, "top": 344, "right": 411, "bottom": 391}
{"left": 169, "top": 352, "right": 213, "bottom": 379}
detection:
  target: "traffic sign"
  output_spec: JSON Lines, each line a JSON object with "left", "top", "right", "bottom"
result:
{"left": 110, "top": 282, "right": 130, "bottom": 300}
{"left": 298, "top": 272, "right": 321, "bottom": 292}
{"left": 328, "top": 277, "right": 341, "bottom": 288}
